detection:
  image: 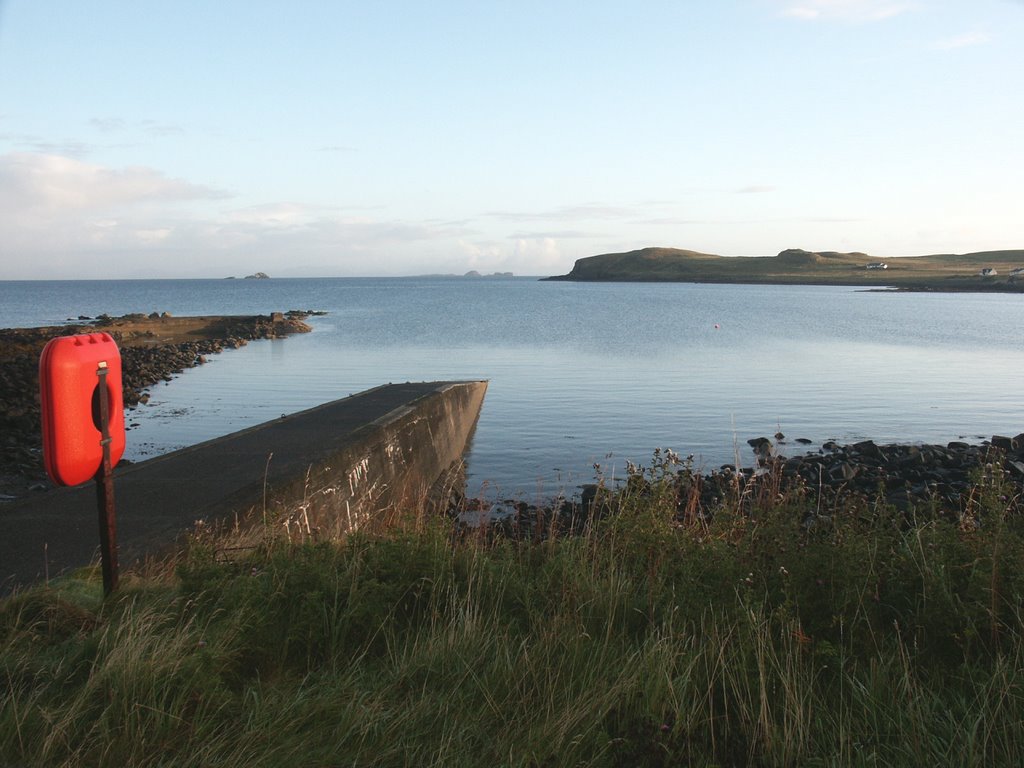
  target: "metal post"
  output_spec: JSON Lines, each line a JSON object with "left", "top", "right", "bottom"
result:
{"left": 95, "top": 362, "right": 118, "bottom": 596}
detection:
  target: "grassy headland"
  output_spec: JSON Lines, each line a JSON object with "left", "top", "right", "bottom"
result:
{"left": 544, "top": 247, "right": 1024, "bottom": 292}
{"left": 3, "top": 451, "right": 1023, "bottom": 766}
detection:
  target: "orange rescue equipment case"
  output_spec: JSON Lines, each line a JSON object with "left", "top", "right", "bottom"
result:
{"left": 39, "top": 332, "right": 126, "bottom": 487}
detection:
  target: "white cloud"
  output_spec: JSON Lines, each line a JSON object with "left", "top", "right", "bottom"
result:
{"left": 484, "top": 204, "right": 634, "bottom": 222}
{"left": 0, "top": 151, "right": 494, "bottom": 277}
{"left": 139, "top": 120, "right": 184, "bottom": 137}
{"left": 88, "top": 118, "right": 127, "bottom": 132}
{"left": 780, "top": 0, "right": 916, "bottom": 22}
{"left": 511, "top": 238, "right": 563, "bottom": 270}
{"left": 222, "top": 202, "right": 324, "bottom": 228}
{"left": 636, "top": 217, "right": 704, "bottom": 226}
{"left": 459, "top": 240, "right": 503, "bottom": 269}
{"left": 506, "top": 230, "right": 600, "bottom": 239}
{"left": 0, "top": 152, "right": 227, "bottom": 213}
{"left": 736, "top": 185, "right": 777, "bottom": 194}
{"left": 931, "top": 31, "right": 991, "bottom": 50}
{"left": 0, "top": 153, "right": 679, "bottom": 278}
{"left": 89, "top": 117, "right": 184, "bottom": 136}
{"left": 135, "top": 228, "right": 173, "bottom": 243}
{"left": 0, "top": 133, "right": 94, "bottom": 157}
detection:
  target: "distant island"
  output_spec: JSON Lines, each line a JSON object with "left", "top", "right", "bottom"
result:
{"left": 544, "top": 247, "right": 1024, "bottom": 292}
{"left": 412, "top": 271, "right": 516, "bottom": 279}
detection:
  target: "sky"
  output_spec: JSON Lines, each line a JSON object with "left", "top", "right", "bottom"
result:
{"left": 0, "top": 0, "right": 1021, "bottom": 279}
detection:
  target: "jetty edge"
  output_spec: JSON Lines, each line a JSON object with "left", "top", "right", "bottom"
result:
{"left": 543, "top": 246, "right": 1024, "bottom": 291}
{"left": 1, "top": 380, "right": 488, "bottom": 595}
{"left": 0, "top": 311, "right": 318, "bottom": 499}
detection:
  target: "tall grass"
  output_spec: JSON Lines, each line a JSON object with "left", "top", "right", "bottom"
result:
{"left": 2, "top": 457, "right": 1022, "bottom": 766}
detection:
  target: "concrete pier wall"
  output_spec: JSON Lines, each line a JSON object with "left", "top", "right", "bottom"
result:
{"left": 1, "top": 380, "right": 487, "bottom": 593}
{"left": 258, "top": 380, "right": 488, "bottom": 537}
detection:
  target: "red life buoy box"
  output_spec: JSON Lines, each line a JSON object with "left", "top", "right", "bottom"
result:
{"left": 39, "top": 333, "right": 126, "bottom": 486}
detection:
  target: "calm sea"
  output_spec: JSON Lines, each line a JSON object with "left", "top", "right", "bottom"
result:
{"left": 2, "top": 277, "right": 1022, "bottom": 501}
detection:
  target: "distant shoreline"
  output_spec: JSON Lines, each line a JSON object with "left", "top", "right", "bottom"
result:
{"left": 544, "top": 247, "right": 1024, "bottom": 293}
{"left": 544, "top": 275, "right": 1024, "bottom": 294}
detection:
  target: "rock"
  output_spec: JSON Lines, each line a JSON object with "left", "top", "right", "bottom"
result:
{"left": 991, "top": 435, "right": 1016, "bottom": 452}
{"left": 885, "top": 489, "right": 915, "bottom": 510}
{"left": 746, "top": 437, "right": 775, "bottom": 464}
{"left": 828, "top": 462, "right": 859, "bottom": 482}
{"left": 852, "top": 440, "right": 882, "bottom": 459}
{"left": 795, "top": 438, "right": 813, "bottom": 445}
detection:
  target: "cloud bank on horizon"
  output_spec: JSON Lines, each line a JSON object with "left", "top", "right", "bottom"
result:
{"left": 0, "top": 0, "right": 1020, "bottom": 279}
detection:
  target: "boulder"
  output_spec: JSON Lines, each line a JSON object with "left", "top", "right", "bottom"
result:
{"left": 852, "top": 440, "right": 882, "bottom": 459}
{"left": 991, "top": 435, "right": 1017, "bottom": 452}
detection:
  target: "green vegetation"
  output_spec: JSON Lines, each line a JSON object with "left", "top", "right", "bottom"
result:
{"left": 3, "top": 455, "right": 1024, "bottom": 766}
{"left": 545, "top": 247, "right": 1024, "bottom": 291}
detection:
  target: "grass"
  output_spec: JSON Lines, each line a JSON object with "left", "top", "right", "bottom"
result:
{"left": 2, "top": 454, "right": 1023, "bottom": 766}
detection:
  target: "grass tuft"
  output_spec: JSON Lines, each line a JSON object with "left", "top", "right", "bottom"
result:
{"left": 3, "top": 456, "right": 1023, "bottom": 766}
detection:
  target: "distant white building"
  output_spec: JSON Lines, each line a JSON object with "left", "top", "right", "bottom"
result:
{"left": 866, "top": 262, "right": 888, "bottom": 270}
{"left": 979, "top": 268, "right": 998, "bottom": 277}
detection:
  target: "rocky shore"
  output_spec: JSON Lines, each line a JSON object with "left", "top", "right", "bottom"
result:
{"left": 0, "top": 311, "right": 321, "bottom": 499}
{"left": 458, "top": 434, "right": 1024, "bottom": 539}
{"left": 746, "top": 435, "right": 1024, "bottom": 509}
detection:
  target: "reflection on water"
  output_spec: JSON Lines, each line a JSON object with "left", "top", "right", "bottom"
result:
{"left": 3, "top": 278, "right": 1023, "bottom": 498}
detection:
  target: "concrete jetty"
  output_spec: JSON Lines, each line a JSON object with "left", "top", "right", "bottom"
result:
{"left": 1, "top": 381, "right": 487, "bottom": 594}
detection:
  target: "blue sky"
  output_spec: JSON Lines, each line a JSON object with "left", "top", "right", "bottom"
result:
{"left": 1, "top": 0, "right": 1021, "bottom": 278}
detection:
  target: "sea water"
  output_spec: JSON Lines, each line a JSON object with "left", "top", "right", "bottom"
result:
{"left": 2, "top": 277, "right": 1022, "bottom": 500}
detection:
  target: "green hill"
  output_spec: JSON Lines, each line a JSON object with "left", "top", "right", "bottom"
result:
{"left": 544, "top": 247, "right": 1024, "bottom": 291}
